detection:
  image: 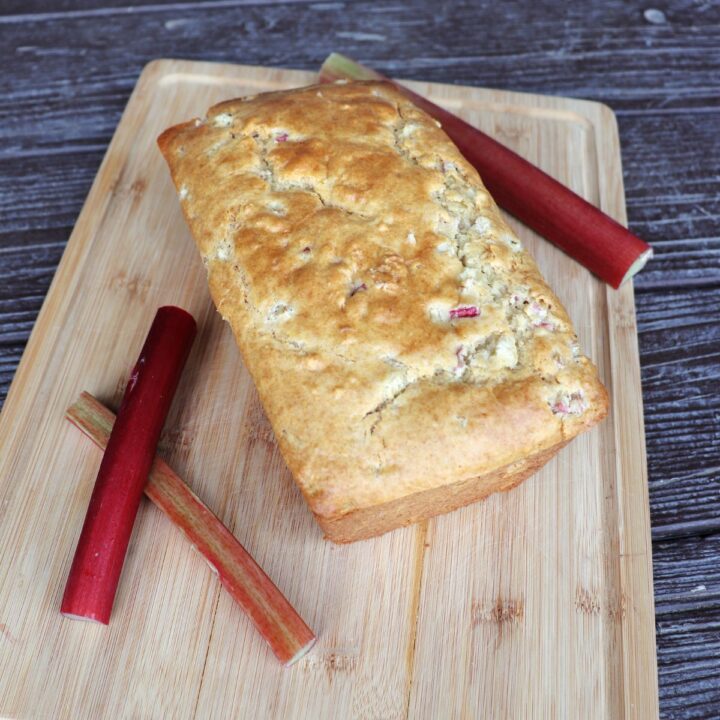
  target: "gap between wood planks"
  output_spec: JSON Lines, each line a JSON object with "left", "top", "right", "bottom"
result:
{"left": 403, "top": 520, "right": 428, "bottom": 718}
{"left": 653, "top": 520, "right": 720, "bottom": 541}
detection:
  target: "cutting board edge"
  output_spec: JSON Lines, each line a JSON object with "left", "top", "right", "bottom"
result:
{"left": 143, "top": 56, "right": 620, "bottom": 117}
{"left": 595, "top": 122, "right": 660, "bottom": 719}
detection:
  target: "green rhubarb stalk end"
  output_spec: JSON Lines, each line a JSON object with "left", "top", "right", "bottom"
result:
{"left": 319, "top": 52, "right": 383, "bottom": 83}
{"left": 619, "top": 247, "right": 654, "bottom": 287}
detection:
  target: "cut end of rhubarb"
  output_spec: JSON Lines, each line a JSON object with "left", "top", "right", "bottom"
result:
{"left": 61, "top": 611, "right": 109, "bottom": 625}
{"left": 319, "top": 52, "right": 383, "bottom": 83}
{"left": 618, "top": 246, "right": 653, "bottom": 288}
{"left": 284, "top": 636, "right": 318, "bottom": 668}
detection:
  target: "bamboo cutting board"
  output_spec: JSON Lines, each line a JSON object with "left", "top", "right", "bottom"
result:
{"left": 0, "top": 60, "right": 658, "bottom": 719}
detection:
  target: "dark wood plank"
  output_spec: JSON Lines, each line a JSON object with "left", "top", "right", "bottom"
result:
{"left": 3, "top": 1, "right": 719, "bottom": 110}
{"left": 0, "top": 228, "right": 68, "bottom": 406}
{"left": 620, "top": 111, "right": 720, "bottom": 289}
{"left": 0, "top": 0, "right": 314, "bottom": 16}
{"left": 0, "top": 153, "right": 102, "bottom": 232}
{"left": 637, "top": 287, "right": 720, "bottom": 535}
{"left": 654, "top": 534, "right": 720, "bottom": 718}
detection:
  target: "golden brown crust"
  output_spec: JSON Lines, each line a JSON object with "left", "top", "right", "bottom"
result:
{"left": 316, "top": 439, "right": 570, "bottom": 543}
{"left": 158, "top": 81, "right": 609, "bottom": 538}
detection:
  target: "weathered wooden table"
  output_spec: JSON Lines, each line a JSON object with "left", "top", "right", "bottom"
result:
{"left": 1, "top": 1, "right": 718, "bottom": 717}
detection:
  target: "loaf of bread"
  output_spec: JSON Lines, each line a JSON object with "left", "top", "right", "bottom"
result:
{"left": 158, "top": 81, "right": 608, "bottom": 543}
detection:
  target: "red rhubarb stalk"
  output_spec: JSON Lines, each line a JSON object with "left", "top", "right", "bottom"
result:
{"left": 319, "top": 53, "right": 652, "bottom": 288}
{"left": 66, "top": 392, "right": 316, "bottom": 666}
{"left": 61, "top": 306, "right": 197, "bottom": 624}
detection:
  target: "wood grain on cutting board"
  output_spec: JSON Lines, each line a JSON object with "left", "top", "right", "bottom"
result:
{"left": 0, "top": 60, "right": 658, "bottom": 719}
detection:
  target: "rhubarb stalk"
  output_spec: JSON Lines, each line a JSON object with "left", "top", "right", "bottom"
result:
{"left": 319, "top": 53, "right": 652, "bottom": 288}
{"left": 61, "top": 306, "right": 197, "bottom": 624}
{"left": 66, "top": 392, "right": 316, "bottom": 666}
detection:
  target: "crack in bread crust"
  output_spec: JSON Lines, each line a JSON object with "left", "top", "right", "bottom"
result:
{"left": 253, "top": 132, "right": 375, "bottom": 221}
